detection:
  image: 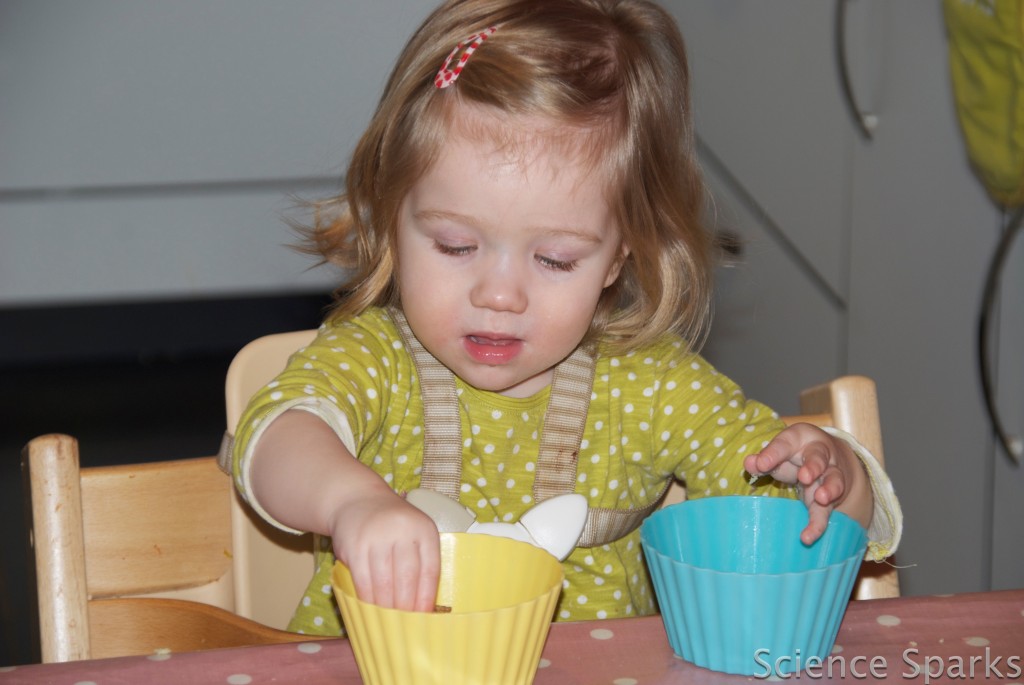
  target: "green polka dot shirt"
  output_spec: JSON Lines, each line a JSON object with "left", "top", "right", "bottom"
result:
{"left": 232, "top": 307, "right": 792, "bottom": 635}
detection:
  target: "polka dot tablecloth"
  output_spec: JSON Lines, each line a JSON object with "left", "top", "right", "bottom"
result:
{"left": 2, "top": 590, "right": 1022, "bottom": 684}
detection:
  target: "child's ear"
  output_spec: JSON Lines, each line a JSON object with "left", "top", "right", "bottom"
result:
{"left": 603, "top": 242, "right": 631, "bottom": 288}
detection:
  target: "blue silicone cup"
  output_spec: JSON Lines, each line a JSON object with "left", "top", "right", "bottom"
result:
{"left": 640, "top": 496, "right": 867, "bottom": 677}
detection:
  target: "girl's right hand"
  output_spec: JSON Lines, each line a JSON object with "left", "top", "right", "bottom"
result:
{"left": 326, "top": 489, "right": 441, "bottom": 612}
{"left": 247, "top": 409, "right": 441, "bottom": 611}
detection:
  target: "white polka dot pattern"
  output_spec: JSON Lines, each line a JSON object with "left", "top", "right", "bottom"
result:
{"left": 232, "top": 308, "right": 788, "bottom": 635}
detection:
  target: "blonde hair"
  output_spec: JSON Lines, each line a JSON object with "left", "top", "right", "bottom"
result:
{"left": 305, "top": 0, "right": 713, "bottom": 352}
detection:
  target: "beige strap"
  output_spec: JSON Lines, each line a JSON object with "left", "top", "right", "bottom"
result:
{"left": 390, "top": 308, "right": 463, "bottom": 499}
{"left": 217, "top": 431, "right": 234, "bottom": 475}
{"left": 577, "top": 481, "right": 671, "bottom": 548}
{"left": 533, "top": 343, "right": 596, "bottom": 502}
{"left": 389, "top": 307, "right": 660, "bottom": 548}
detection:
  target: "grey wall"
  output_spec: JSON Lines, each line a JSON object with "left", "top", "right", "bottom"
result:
{"left": 1, "top": 0, "right": 436, "bottom": 305}
{"left": 2, "top": 1, "right": 1022, "bottom": 602}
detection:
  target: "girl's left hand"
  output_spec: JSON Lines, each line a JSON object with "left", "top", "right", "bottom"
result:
{"left": 743, "top": 423, "right": 871, "bottom": 545}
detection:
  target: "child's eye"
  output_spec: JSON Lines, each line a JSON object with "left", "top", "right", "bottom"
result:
{"left": 536, "top": 254, "right": 578, "bottom": 272}
{"left": 433, "top": 241, "right": 474, "bottom": 257}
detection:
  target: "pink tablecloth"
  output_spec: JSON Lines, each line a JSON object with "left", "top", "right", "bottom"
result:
{"left": 3, "top": 590, "right": 1023, "bottom": 684}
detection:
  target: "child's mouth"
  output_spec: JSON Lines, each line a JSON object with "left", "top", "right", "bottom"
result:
{"left": 463, "top": 335, "right": 523, "bottom": 364}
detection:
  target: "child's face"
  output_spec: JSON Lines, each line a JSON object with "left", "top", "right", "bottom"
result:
{"left": 396, "top": 108, "right": 626, "bottom": 398}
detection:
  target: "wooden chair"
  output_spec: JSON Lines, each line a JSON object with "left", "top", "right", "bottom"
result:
{"left": 223, "top": 330, "right": 318, "bottom": 632}
{"left": 22, "top": 434, "right": 315, "bottom": 663}
{"left": 22, "top": 330, "right": 318, "bottom": 663}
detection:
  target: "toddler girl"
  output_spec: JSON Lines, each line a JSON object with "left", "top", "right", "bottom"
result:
{"left": 230, "top": 0, "right": 901, "bottom": 635}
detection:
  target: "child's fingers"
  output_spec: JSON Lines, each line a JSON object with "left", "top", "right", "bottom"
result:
{"left": 745, "top": 451, "right": 796, "bottom": 482}
{"left": 801, "top": 503, "right": 831, "bottom": 545}
{"left": 366, "top": 545, "right": 396, "bottom": 608}
{"left": 403, "top": 508, "right": 441, "bottom": 612}
{"left": 349, "top": 553, "right": 386, "bottom": 607}
{"left": 391, "top": 535, "right": 440, "bottom": 612}
{"left": 746, "top": 424, "right": 827, "bottom": 480}
{"left": 796, "top": 441, "right": 827, "bottom": 479}
{"left": 372, "top": 516, "right": 441, "bottom": 611}
{"left": 390, "top": 541, "right": 423, "bottom": 611}
{"left": 811, "top": 467, "right": 846, "bottom": 507}
{"left": 745, "top": 431, "right": 798, "bottom": 476}
{"left": 413, "top": 538, "right": 441, "bottom": 613}
{"left": 347, "top": 557, "right": 376, "bottom": 607}
{"left": 799, "top": 465, "right": 845, "bottom": 544}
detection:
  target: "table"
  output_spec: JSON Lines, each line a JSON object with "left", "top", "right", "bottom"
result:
{"left": 3, "top": 590, "right": 1022, "bottom": 684}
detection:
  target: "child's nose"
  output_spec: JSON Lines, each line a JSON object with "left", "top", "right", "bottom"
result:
{"left": 469, "top": 258, "right": 528, "bottom": 314}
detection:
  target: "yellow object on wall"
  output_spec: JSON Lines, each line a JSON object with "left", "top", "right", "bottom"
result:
{"left": 944, "top": 0, "right": 1024, "bottom": 206}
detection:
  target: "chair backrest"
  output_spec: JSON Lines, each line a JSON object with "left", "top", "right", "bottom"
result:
{"left": 225, "top": 330, "right": 898, "bottom": 605}
{"left": 22, "top": 434, "right": 309, "bottom": 663}
{"left": 801, "top": 375, "right": 898, "bottom": 600}
{"left": 223, "top": 329, "right": 318, "bottom": 630}
{"left": 661, "top": 374, "right": 897, "bottom": 600}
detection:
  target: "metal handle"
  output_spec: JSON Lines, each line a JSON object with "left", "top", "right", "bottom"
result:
{"left": 836, "top": 0, "right": 877, "bottom": 140}
{"left": 978, "top": 208, "right": 1024, "bottom": 465}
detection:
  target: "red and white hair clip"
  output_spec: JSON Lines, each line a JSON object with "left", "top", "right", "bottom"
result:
{"left": 434, "top": 26, "right": 498, "bottom": 89}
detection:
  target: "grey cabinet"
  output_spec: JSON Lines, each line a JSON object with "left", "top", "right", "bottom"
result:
{"left": 665, "top": 0, "right": 1024, "bottom": 595}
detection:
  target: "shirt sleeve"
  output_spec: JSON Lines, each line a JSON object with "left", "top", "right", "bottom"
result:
{"left": 649, "top": 351, "right": 792, "bottom": 501}
{"left": 823, "top": 427, "right": 903, "bottom": 561}
{"left": 229, "top": 314, "right": 396, "bottom": 533}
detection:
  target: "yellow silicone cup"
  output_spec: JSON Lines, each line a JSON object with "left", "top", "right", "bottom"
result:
{"left": 332, "top": 532, "right": 564, "bottom": 685}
